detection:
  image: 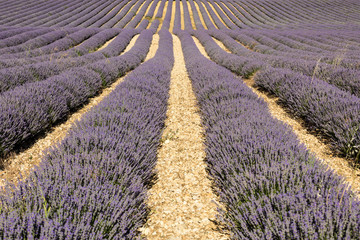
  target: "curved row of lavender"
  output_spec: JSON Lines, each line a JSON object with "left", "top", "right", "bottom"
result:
{"left": 254, "top": 68, "right": 360, "bottom": 161}
{"left": 0, "top": 0, "right": 359, "bottom": 29}
{"left": 0, "top": 29, "right": 154, "bottom": 161}
{"left": 177, "top": 29, "right": 360, "bottom": 239}
{"left": 0, "top": 29, "right": 137, "bottom": 92}
{"left": 189, "top": 29, "right": 360, "bottom": 160}
{"left": 0, "top": 29, "right": 173, "bottom": 239}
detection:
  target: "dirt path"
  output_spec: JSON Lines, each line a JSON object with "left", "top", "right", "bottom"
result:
{"left": 194, "top": 36, "right": 360, "bottom": 198}
{"left": 141, "top": 35, "right": 228, "bottom": 239}
{"left": 0, "top": 34, "right": 158, "bottom": 188}
{"left": 96, "top": 34, "right": 118, "bottom": 51}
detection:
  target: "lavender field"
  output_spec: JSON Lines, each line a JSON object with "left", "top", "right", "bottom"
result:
{"left": 0, "top": 0, "right": 360, "bottom": 239}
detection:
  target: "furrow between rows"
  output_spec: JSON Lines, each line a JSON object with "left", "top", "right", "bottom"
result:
{"left": 141, "top": 34, "right": 227, "bottom": 239}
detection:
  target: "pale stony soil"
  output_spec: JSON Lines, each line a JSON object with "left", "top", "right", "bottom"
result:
{"left": 0, "top": 34, "right": 147, "bottom": 188}
{"left": 141, "top": 35, "right": 228, "bottom": 240}
{"left": 96, "top": 34, "right": 118, "bottom": 51}
{"left": 195, "top": 36, "right": 360, "bottom": 198}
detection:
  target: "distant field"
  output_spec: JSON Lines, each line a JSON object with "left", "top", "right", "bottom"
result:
{"left": 0, "top": 0, "right": 360, "bottom": 239}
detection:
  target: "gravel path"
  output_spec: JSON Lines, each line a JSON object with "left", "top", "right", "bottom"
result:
{"left": 141, "top": 35, "right": 228, "bottom": 240}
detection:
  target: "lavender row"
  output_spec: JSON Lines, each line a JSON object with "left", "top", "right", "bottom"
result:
{"left": 208, "top": 30, "right": 360, "bottom": 98}
{"left": 160, "top": 0, "right": 173, "bottom": 30}
{"left": 126, "top": 0, "right": 153, "bottom": 29}
{"left": 114, "top": 0, "right": 146, "bottom": 28}
{"left": 145, "top": 0, "right": 160, "bottom": 18}
{"left": 254, "top": 68, "right": 360, "bottom": 160}
{"left": 0, "top": 0, "right": 72, "bottom": 25}
{"left": 0, "top": 29, "right": 137, "bottom": 93}
{"left": 0, "top": 29, "right": 153, "bottom": 160}
{"left": 90, "top": 0, "right": 129, "bottom": 28}
{"left": 193, "top": 30, "right": 360, "bottom": 159}
{"left": 100, "top": 0, "right": 137, "bottom": 28}
{"left": 155, "top": 0, "right": 167, "bottom": 19}
{"left": 0, "top": 28, "right": 78, "bottom": 55}
{"left": 2, "top": 0, "right": 360, "bottom": 29}
{"left": 36, "top": 0, "right": 100, "bottom": 28}
{"left": 0, "top": 28, "right": 52, "bottom": 49}
{"left": 192, "top": 30, "right": 263, "bottom": 77}
{"left": 201, "top": 0, "right": 227, "bottom": 30}
{"left": 49, "top": 0, "right": 106, "bottom": 28}
{"left": 208, "top": 0, "right": 238, "bottom": 30}
{"left": 0, "top": 26, "right": 45, "bottom": 40}
{"left": 69, "top": 0, "right": 121, "bottom": 28}
{"left": 0, "top": 28, "right": 101, "bottom": 60}
{"left": 226, "top": 29, "right": 360, "bottom": 62}
{"left": 181, "top": 0, "right": 192, "bottom": 31}
{"left": 194, "top": 0, "right": 216, "bottom": 30}
{"left": 0, "top": 29, "right": 173, "bottom": 239}
{"left": 172, "top": 0, "right": 181, "bottom": 32}
{"left": 187, "top": 0, "right": 204, "bottom": 30}
{"left": 5, "top": 0, "right": 79, "bottom": 27}
{"left": 113, "top": 0, "right": 146, "bottom": 29}
{"left": 213, "top": 0, "right": 244, "bottom": 28}
{"left": 0, "top": 28, "right": 125, "bottom": 69}
{"left": 178, "top": 29, "right": 360, "bottom": 239}
{"left": 267, "top": 58, "right": 360, "bottom": 98}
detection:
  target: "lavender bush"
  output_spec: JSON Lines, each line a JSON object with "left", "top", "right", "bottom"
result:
{"left": 178, "top": 29, "right": 360, "bottom": 239}
{"left": 254, "top": 68, "right": 360, "bottom": 160}
{"left": 0, "top": 29, "right": 154, "bottom": 160}
{"left": 0, "top": 29, "right": 173, "bottom": 239}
